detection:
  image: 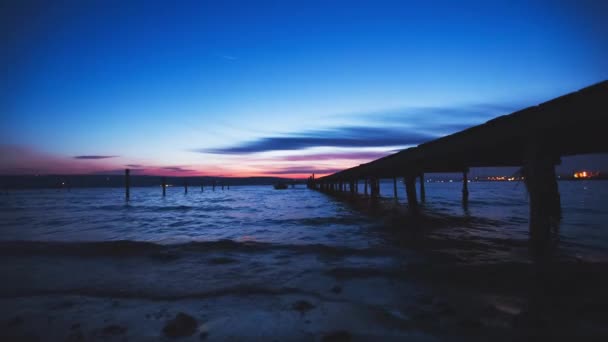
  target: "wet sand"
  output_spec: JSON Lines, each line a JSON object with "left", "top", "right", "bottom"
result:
{"left": 2, "top": 195, "right": 608, "bottom": 341}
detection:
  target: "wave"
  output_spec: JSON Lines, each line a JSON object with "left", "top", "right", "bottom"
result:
{"left": 262, "top": 216, "right": 368, "bottom": 227}
{"left": 0, "top": 285, "right": 318, "bottom": 302}
{"left": 0, "top": 239, "right": 400, "bottom": 259}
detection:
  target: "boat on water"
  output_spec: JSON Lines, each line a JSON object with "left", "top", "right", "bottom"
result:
{"left": 273, "top": 183, "right": 288, "bottom": 190}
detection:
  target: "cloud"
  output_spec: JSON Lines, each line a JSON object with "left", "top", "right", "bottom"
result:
{"left": 264, "top": 166, "right": 343, "bottom": 175}
{"left": 198, "top": 103, "right": 519, "bottom": 155}
{"left": 161, "top": 166, "right": 195, "bottom": 172}
{"left": 346, "top": 103, "right": 517, "bottom": 127}
{"left": 0, "top": 145, "right": 119, "bottom": 175}
{"left": 200, "top": 127, "right": 434, "bottom": 154}
{"left": 74, "top": 155, "right": 117, "bottom": 160}
{"left": 281, "top": 151, "right": 390, "bottom": 162}
{"left": 126, "top": 164, "right": 143, "bottom": 168}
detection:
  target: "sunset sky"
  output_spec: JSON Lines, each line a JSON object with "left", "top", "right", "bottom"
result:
{"left": 2, "top": 0, "right": 607, "bottom": 177}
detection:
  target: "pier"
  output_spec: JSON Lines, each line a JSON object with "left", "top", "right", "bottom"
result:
{"left": 308, "top": 81, "right": 608, "bottom": 249}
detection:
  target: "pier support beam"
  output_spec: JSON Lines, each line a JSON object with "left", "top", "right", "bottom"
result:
{"left": 162, "top": 177, "right": 167, "bottom": 196}
{"left": 404, "top": 175, "right": 418, "bottom": 213}
{"left": 125, "top": 169, "right": 130, "bottom": 201}
{"left": 393, "top": 177, "right": 398, "bottom": 201}
{"left": 419, "top": 173, "right": 425, "bottom": 202}
{"left": 370, "top": 177, "right": 379, "bottom": 198}
{"left": 523, "top": 150, "right": 561, "bottom": 251}
{"left": 462, "top": 169, "right": 469, "bottom": 207}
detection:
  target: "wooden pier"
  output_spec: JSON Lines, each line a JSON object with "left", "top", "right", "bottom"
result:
{"left": 308, "top": 81, "right": 608, "bottom": 250}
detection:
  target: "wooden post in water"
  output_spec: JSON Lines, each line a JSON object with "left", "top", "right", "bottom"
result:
{"left": 162, "top": 177, "right": 167, "bottom": 196}
{"left": 404, "top": 175, "right": 418, "bottom": 212}
{"left": 212, "top": 181, "right": 216, "bottom": 191}
{"left": 462, "top": 169, "right": 469, "bottom": 207}
{"left": 419, "top": 173, "right": 426, "bottom": 202}
{"left": 184, "top": 180, "right": 188, "bottom": 194}
{"left": 370, "top": 177, "right": 378, "bottom": 198}
{"left": 125, "top": 169, "right": 130, "bottom": 201}
{"left": 201, "top": 181, "right": 204, "bottom": 192}
{"left": 522, "top": 146, "right": 561, "bottom": 252}
{"left": 393, "top": 176, "right": 398, "bottom": 201}
{"left": 221, "top": 183, "right": 224, "bottom": 190}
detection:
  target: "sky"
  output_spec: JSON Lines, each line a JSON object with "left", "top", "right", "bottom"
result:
{"left": 1, "top": 0, "right": 607, "bottom": 178}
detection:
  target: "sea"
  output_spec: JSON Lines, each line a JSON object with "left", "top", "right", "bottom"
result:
{"left": 1, "top": 180, "right": 607, "bottom": 340}
{"left": 1, "top": 180, "right": 607, "bottom": 252}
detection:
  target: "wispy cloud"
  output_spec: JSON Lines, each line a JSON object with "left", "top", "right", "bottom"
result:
{"left": 126, "top": 164, "right": 143, "bottom": 168}
{"left": 280, "top": 151, "right": 390, "bottom": 162}
{"left": 220, "top": 55, "right": 237, "bottom": 61}
{"left": 264, "top": 166, "right": 343, "bottom": 175}
{"left": 199, "top": 127, "right": 433, "bottom": 154}
{"left": 198, "top": 103, "right": 517, "bottom": 155}
{"left": 74, "top": 155, "right": 117, "bottom": 160}
{"left": 161, "top": 166, "right": 195, "bottom": 172}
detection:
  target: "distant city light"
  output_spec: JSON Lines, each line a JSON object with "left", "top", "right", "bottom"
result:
{"left": 573, "top": 170, "right": 599, "bottom": 179}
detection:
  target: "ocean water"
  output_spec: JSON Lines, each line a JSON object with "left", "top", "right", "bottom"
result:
{"left": 1, "top": 181, "right": 607, "bottom": 253}
{"left": 1, "top": 181, "right": 607, "bottom": 339}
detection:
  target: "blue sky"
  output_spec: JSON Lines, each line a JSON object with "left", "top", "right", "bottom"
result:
{"left": 1, "top": 0, "right": 607, "bottom": 176}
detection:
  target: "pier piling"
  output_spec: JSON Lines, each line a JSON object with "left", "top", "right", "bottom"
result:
{"left": 404, "top": 175, "right": 418, "bottom": 212}
{"left": 462, "top": 169, "right": 469, "bottom": 207}
{"left": 419, "top": 173, "right": 426, "bottom": 202}
{"left": 125, "top": 169, "right": 130, "bottom": 201}
{"left": 393, "top": 177, "right": 398, "bottom": 201}
{"left": 162, "top": 177, "right": 167, "bottom": 196}
{"left": 523, "top": 148, "right": 562, "bottom": 251}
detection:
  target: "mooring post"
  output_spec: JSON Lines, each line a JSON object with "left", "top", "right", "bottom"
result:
{"left": 184, "top": 180, "right": 188, "bottom": 194}
{"left": 201, "top": 181, "right": 204, "bottom": 192}
{"left": 462, "top": 169, "right": 469, "bottom": 207}
{"left": 523, "top": 147, "right": 561, "bottom": 252}
{"left": 393, "top": 176, "right": 398, "bottom": 201}
{"left": 404, "top": 175, "right": 418, "bottom": 212}
{"left": 419, "top": 173, "right": 426, "bottom": 202}
{"left": 125, "top": 169, "right": 130, "bottom": 201}
{"left": 162, "top": 177, "right": 167, "bottom": 196}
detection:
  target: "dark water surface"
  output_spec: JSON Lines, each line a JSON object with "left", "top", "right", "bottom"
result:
{"left": 1, "top": 181, "right": 607, "bottom": 253}
{"left": 1, "top": 181, "right": 607, "bottom": 340}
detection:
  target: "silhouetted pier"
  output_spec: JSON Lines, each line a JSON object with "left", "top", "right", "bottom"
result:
{"left": 308, "top": 80, "right": 608, "bottom": 250}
